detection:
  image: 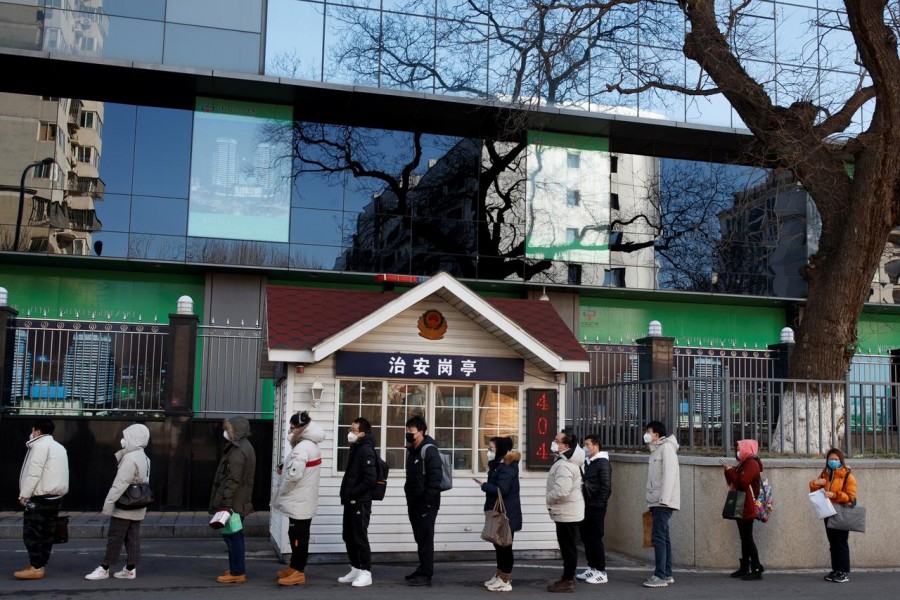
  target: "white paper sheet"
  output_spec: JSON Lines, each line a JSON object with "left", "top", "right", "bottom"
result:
{"left": 809, "top": 488, "right": 837, "bottom": 519}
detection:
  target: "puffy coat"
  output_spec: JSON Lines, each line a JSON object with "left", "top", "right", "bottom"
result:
{"left": 209, "top": 417, "right": 257, "bottom": 517}
{"left": 724, "top": 439, "right": 762, "bottom": 521}
{"left": 582, "top": 450, "right": 613, "bottom": 510}
{"left": 340, "top": 431, "right": 377, "bottom": 505}
{"left": 103, "top": 424, "right": 151, "bottom": 521}
{"left": 273, "top": 422, "right": 325, "bottom": 520}
{"left": 404, "top": 435, "right": 443, "bottom": 508}
{"left": 482, "top": 451, "right": 522, "bottom": 532}
{"left": 19, "top": 434, "right": 69, "bottom": 499}
{"left": 646, "top": 435, "right": 680, "bottom": 510}
{"left": 546, "top": 445, "right": 585, "bottom": 523}
{"left": 809, "top": 464, "right": 857, "bottom": 506}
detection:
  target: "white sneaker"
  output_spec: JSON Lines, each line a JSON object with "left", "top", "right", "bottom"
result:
{"left": 85, "top": 566, "right": 109, "bottom": 580}
{"left": 586, "top": 570, "right": 608, "bottom": 584}
{"left": 488, "top": 578, "right": 512, "bottom": 592}
{"left": 484, "top": 575, "right": 500, "bottom": 587}
{"left": 113, "top": 567, "right": 136, "bottom": 580}
{"left": 337, "top": 566, "right": 361, "bottom": 583}
{"left": 576, "top": 568, "right": 595, "bottom": 581}
{"left": 351, "top": 570, "right": 372, "bottom": 587}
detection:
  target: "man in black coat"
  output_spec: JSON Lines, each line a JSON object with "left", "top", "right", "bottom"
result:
{"left": 403, "top": 415, "right": 443, "bottom": 586}
{"left": 338, "top": 417, "right": 378, "bottom": 587}
{"left": 577, "top": 434, "right": 613, "bottom": 584}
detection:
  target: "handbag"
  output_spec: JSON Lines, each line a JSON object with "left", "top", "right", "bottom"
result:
{"left": 722, "top": 489, "right": 746, "bottom": 520}
{"left": 53, "top": 515, "right": 69, "bottom": 544}
{"left": 827, "top": 500, "right": 866, "bottom": 533}
{"left": 221, "top": 511, "right": 243, "bottom": 535}
{"left": 115, "top": 457, "right": 154, "bottom": 509}
{"left": 481, "top": 492, "right": 513, "bottom": 547}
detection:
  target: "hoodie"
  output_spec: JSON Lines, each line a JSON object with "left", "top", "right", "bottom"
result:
{"left": 209, "top": 417, "right": 257, "bottom": 517}
{"left": 724, "top": 439, "right": 762, "bottom": 520}
{"left": 546, "top": 444, "right": 586, "bottom": 522}
{"left": 273, "top": 422, "right": 326, "bottom": 519}
{"left": 646, "top": 435, "right": 680, "bottom": 510}
{"left": 103, "top": 423, "right": 151, "bottom": 520}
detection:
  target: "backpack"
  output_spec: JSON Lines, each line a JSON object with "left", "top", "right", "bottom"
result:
{"left": 754, "top": 476, "right": 773, "bottom": 522}
{"left": 420, "top": 443, "right": 453, "bottom": 491}
{"left": 371, "top": 455, "right": 390, "bottom": 501}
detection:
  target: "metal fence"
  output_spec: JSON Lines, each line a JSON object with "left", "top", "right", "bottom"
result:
{"left": 3, "top": 317, "right": 168, "bottom": 416}
{"left": 573, "top": 370, "right": 899, "bottom": 456}
{"left": 196, "top": 320, "right": 266, "bottom": 418}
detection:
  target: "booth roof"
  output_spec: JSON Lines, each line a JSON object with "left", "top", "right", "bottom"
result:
{"left": 266, "top": 285, "right": 587, "bottom": 362}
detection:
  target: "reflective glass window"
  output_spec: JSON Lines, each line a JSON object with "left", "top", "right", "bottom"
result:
{"left": 265, "top": 0, "right": 324, "bottom": 81}
{"left": 165, "top": 0, "right": 263, "bottom": 33}
{"left": 132, "top": 106, "right": 191, "bottom": 199}
{"left": 163, "top": 24, "right": 260, "bottom": 73}
{"left": 130, "top": 196, "right": 188, "bottom": 236}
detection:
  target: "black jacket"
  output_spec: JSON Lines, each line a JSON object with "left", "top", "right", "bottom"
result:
{"left": 482, "top": 451, "right": 522, "bottom": 532}
{"left": 340, "top": 434, "right": 378, "bottom": 504}
{"left": 404, "top": 435, "right": 443, "bottom": 508}
{"left": 582, "top": 452, "right": 612, "bottom": 509}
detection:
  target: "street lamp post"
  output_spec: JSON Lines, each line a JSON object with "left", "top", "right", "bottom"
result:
{"left": 14, "top": 157, "right": 56, "bottom": 251}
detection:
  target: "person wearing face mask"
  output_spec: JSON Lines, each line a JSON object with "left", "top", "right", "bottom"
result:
{"left": 83, "top": 424, "right": 151, "bottom": 582}
{"left": 577, "top": 434, "right": 612, "bottom": 585}
{"left": 403, "top": 415, "right": 443, "bottom": 586}
{"left": 473, "top": 436, "right": 521, "bottom": 592}
{"left": 14, "top": 419, "right": 69, "bottom": 580}
{"left": 272, "top": 411, "right": 325, "bottom": 586}
{"left": 545, "top": 430, "right": 585, "bottom": 593}
{"left": 809, "top": 448, "right": 857, "bottom": 584}
{"left": 642, "top": 420, "right": 680, "bottom": 588}
{"left": 721, "top": 439, "right": 764, "bottom": 581}
{"left": 337, "top": 417, "right": 378, "bottom": 587}
{"left": 209, "top": 416, "right": 256, "bottom": 584}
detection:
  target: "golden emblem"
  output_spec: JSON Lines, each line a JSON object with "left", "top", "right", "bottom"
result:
{"left": 417, "top": 309, "right": 448, "bottom": 340}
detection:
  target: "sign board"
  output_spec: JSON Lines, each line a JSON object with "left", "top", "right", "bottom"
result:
{"left": 335, "top": 351, "right": 524, "bottom": 382}
{"left": 525, "top": 388, "right": 558, "bottom": 470}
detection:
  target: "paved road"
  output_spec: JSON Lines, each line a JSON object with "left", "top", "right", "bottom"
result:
{"left": 1, "top": 538, "right": 896, "bottom": 599}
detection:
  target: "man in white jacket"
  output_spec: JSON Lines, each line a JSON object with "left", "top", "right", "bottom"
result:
{"left": 643, "top": 420, "right": 680, "bottom": 589}
{"left": 545, "top": 430, "right": 585, "bottom": 593}
{"left": 15, "top": 418, "right": 69, "bottom": 580}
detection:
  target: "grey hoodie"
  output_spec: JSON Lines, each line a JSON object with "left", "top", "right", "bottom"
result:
{"left": 646, "top": 435, "right": 680, "bottom": 510}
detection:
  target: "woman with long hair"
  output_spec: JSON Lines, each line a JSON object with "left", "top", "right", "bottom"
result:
{"left": 809, "top": 448, "right": 857, "bottom": 583}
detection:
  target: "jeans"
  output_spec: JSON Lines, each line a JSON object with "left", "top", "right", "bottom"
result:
{"left": 222, "top": 530, "right": 246, "bottom": 576}
{"left": 650, "top": 507, "right": 674, "bottom": 579}
{"left": 494, "top": 532, "right": 515, "bottom": 573}
{"left": 825, "top": 524, "right": 850, "bottom": 573}
{"left": 580, "top": 505, "right": 607, "bottom": 571}
{"left": 288, "top": 518, "right": 312, "bottom": 571}
{"left": 736, "top": 519, "right": 760, "bottom": 569}
{"left": 342, "top": 502, "right": 372, "bottom": 570}
{"left": 407, "top": 499, "right": 439, "bottom": 577}
{"left": 555, "top": 522, "right": 579, "bottom": 580}
{"left": 22, "top": 497, "right": 62, "bottom": 569}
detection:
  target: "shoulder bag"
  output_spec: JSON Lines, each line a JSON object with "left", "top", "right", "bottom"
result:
{"left": 827, "top": 499, "right": 866, "bottom": 533}
{"left": 115, "top": 457, "right": 155, "bottom": 510}
{"left": 481, "top": 491, "right": 513, "bottom": 547}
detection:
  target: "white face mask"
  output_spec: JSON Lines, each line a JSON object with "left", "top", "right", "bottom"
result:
{"left": 223, "top": 430, "right": 230, "bottom": 442}
{"left": 347, "top": 432, "right": 359, "bottom": 444}
{"left": 486, "top": 450, "right": 496, "bottom": 462}
{"left": 550, "top": 441, "right": 560, "bottom": 453}
{"left": 736, "top": 450, "right": 741, "bottom": 461}
{"left": 121, "top": 438, "right": 127, "bottom": 448}
{"left": 643, "top": 432, "right": 653, "bottom": 444}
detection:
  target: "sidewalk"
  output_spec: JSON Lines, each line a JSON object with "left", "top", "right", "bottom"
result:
{"left": 0, "top": 510, "right": 270, "bottom": 539}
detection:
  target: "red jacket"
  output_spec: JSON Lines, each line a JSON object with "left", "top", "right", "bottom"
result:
{"left": 724, "top": 439, "right": 762, "bottom": 520}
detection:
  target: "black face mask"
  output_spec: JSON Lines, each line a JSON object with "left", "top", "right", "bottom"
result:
{"left": 405, "top": 432, "right": 416, "bottom": 445}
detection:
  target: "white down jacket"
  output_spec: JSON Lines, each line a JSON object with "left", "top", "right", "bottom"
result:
{"left": 102, "top": 423, "right": 152, "bottom": 520}
{"left": 19, "top": 434, "right": 69, "bottom": 500}
{"left": 273, "top": 422, "right": 325, "bottom": 520}
{"left": 545, "top": 444, "right": 585, "bottom": 523}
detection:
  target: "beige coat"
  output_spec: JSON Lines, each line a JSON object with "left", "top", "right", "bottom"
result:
{"left": 545, "top": 444, "right": 586, "bottom": 523}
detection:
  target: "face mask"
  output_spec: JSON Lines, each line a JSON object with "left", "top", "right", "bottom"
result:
{"left": 550, "top": 441, "right": 559, "bottom": 453}
{"left": 405, "top": 432, "right": 416, "bottom": 445}
{"left": 735, "top": 451, "right": 741, "bottom": 461}
{"left": 643, "top": 433, "right": 653, "bottom": 444}
{"left": 223, "top": 431, "right": 230, "bottom": 442}
{"left": 28, "top": 432, "right": 35, "bottom": 442}
{"left": 486, "top": 450, "right": 496, "bottom": 461}
{"left": 347, "top": 432, "right": 359, "bottom": 444}
{"left": 121, "top": 438, "right": 127, "bottom": 448}
{"left": 827, "top": 460, "right": 841, "bottom": 470}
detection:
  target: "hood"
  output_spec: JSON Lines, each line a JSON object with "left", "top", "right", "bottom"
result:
{"left": 294, "top": 421, "right": 326, "bottom": 445}
{"left": 651, "top": 435, "right": 680, "bottom": 452}
{"left": 503, "top": 450, "right": 521, "bottom": 465}
{"left": 226, "top": 417, "right": 251, "bottom": 446}
{"left": 589, "top": 450, "right": 610, "bottom": 462}
{"left": 558, "top": 444, "right": 585, "bottom": 465}
{"left": 736, "top": 439, "right": 758, "bottom": 461}
{"left": 122, "top": 424, "right": 150, "bottom": 450}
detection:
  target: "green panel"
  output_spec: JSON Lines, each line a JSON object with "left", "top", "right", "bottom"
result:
{"left": 579, "top": 297, "right": 785, "bottom": 348}
{"left": 857, "top": 313, "right": 900, "bottom": 353}
{"left": 261, "top": 378, "right": 275, "bottom": 419}
{"left": 527, "top": 131, "right": 609, "bottom": 151}
{"left": 0, "top": 265, "right": 204, "bottom": 324}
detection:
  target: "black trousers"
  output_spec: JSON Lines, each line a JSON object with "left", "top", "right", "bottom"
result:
{"left": 342, "top": 502, "right": 372, "bottom": 570}
{"left": 494, "top": 532, "right": 515, "bottom": 573}
{"left": 104, "top": 517, "right": 142, "bottom": 567}
{"left": 580, "top": 505, "right": 607, "bottom": 571}
{"left": 825, "top": 524, "right": 851, "bottom": 573}
{"left": 736, "top": 519, "right": 761, "bottom": 569}
{"left": 22, "top": 497, "right": 62, "bottom": 569}
{"left": 287, "top": 518, "right": 312, "bottom": 571}
{"left": 407, "top": 499, "right": 438, "bottom": 577}
{"left": 555, "top": 521, "right": 579, "bottom": 581}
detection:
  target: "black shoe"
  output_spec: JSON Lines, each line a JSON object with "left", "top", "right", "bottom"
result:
{"left": 730, "top": 559, "right": 750, "bottom": 578}
{"left": 824, "top": 571, "right": 837, "bottom": 582}
{"left": 407, "top": 574, "right": 432, "bottom": 586}
{"left": 405, "top": 570, "right": 421, "bottom": 581}
{"left": 831, "top": 572, "right": 849, "bottom": 583}
{"left": 742, "top": 570, "right": 763, "bottom": 581}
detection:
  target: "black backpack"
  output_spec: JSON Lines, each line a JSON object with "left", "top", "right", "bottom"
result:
{"left": 372, "top": 455, "right": 390, "bottom": 501}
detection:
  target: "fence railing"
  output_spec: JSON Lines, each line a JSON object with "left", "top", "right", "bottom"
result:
{"left": 573, "top": 369, "right": 899, "bottom": 456}
{"left": 196, "top": 321, "right": 267, "bottom": 418}
{"left": 3, "top": 317, "right": 168, "bottom": 416}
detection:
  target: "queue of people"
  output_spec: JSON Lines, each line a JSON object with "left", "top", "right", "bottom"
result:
{"left": 9, "top": 416, "right": 863, "bottom": 589}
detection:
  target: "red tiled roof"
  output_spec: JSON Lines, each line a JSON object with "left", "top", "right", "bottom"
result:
{"left": 266, "top": 285, "right": 588, "bottom": 363}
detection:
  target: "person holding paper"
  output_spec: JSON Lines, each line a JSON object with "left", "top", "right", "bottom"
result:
{"left": 809, "top": 448, "right": 857, "bottom": 584}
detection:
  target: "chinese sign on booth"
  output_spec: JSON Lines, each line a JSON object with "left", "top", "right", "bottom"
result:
{"left": 335, "top": 351, "right": 525, "bottom": 382}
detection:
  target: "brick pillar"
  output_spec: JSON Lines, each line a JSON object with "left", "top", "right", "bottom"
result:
{"left": 768, "top": 339, "right": 795, "bottom": 425}
{"left": 636, "top": 335, "right": 675, "bottom": 431}
{"left": 0, "top": 304, "right": 19, "bottom": 410}
{"left": 162, "top": 311, "right": 198, "bottom": 509}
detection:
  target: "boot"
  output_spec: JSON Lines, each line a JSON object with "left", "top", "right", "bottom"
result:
{"left": 276, "top": 566, "right": 296, "bottom": 580}
{"left": 547, "top": 578, "right": 575, "bottom": 593}
{"left": 742, "top": 563, "right": 764, "bottom": 581}
{"left": 216, "top": 573, "right": 247, "bottom": 584}
{"left": 730, "top": 559, "right": 750, "bottom": 578}
{"left": 277, "top": 570, "right": 306, "bottom": 586}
